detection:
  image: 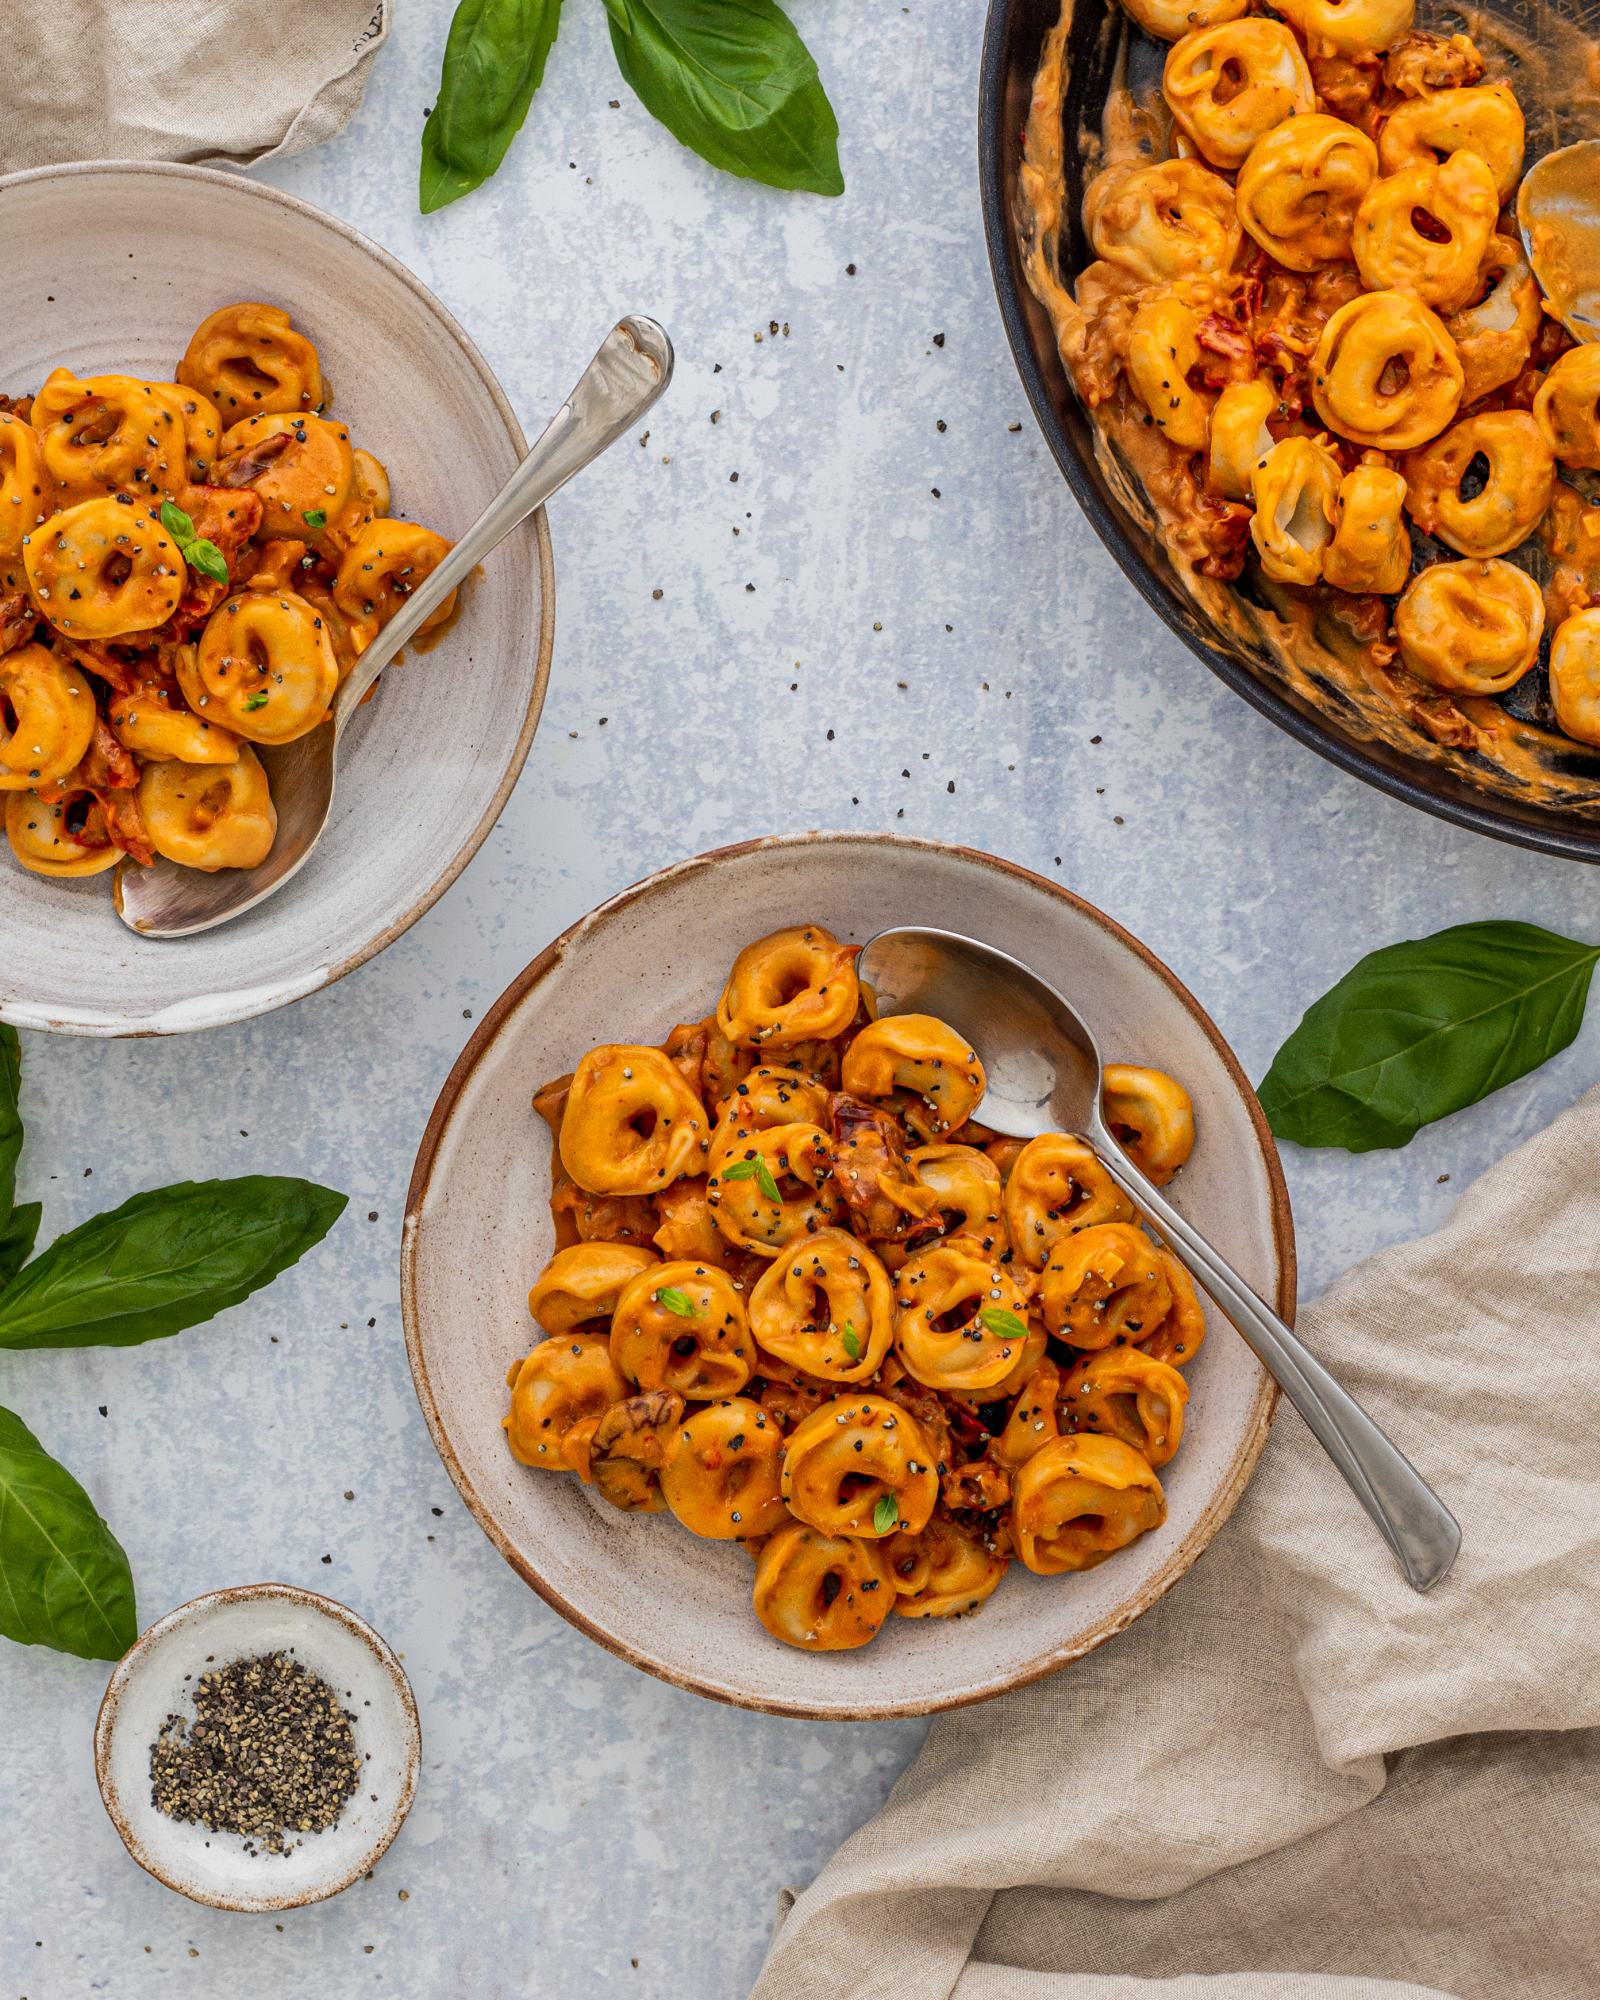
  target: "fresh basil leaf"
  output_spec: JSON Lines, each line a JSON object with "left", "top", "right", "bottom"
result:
{"left": 0, "top": 1403, "right": 135, "bottom": 1660}
{"left": 158, "top": 499, "right": 195, "bottom": 543}
{"left": 603, "top": 0, "right": 843, "bottom": 196}
{"left": 243, "top": 691, "right": 269, "bottom": 713}
{"left": 420, "top": 0, "right": 565, "bottom": 213}
{"left": 185, "top": 539, "right": 229, "bottom": 586}
{"left": 872, "top": 1492, "right": 899, "bottom": 1534}
{"left": 0, "top": 1022, "right": 21, "bottom": 1221}
{"left": 719, "top": 1158, "right": 759, "bottom": 1180}
{"left": 302, "top": 509, "right": 327, "bottom": 530}
{"left": 754, "top": 1159, "right": 782, "bottom": 1204}
{"left": 840, "top": 1322, "right": 861, "bottom": 1360}
{"left": 0, "top": 1204, "right": 41, "bottom": 1292}
{"left": 655, "top": 1285, "right": 695, "bottom": 1318}
{"left": 1260, "top": 920, "right": 1600, "bottom": 1153}
{"left": 979, "top": 1305, "right": 1028, "bottom": 1341}
{"left": 0, "top": 1176, "right": 346, "bottom": 1350}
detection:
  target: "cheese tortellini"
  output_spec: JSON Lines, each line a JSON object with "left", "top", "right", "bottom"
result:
{"left": 507, "top": 924, "right": 1208, "bottom": 1653}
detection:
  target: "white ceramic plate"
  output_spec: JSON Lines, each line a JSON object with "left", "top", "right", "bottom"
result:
{"left": 402, "top": 833, "right": 1293, "bottom": 1719}
{"left": 94, "top": 1583, "right": 420, "bottom": 1912}
{"left": 0, "top": 162, "right": 553, "bottom": 1036}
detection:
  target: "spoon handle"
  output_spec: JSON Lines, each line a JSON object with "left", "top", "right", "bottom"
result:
{"left": 1094, "top": 1139, "right": 1461, "bottom": 1593}
{"left": 333, "top": 314, "right": 674, "bottom": 730}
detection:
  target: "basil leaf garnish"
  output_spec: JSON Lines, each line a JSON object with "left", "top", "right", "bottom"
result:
{"left": 0, "top": 1403, "right": 136, "bottom": 1660}
{"left": 602, "top": 0, "right": 843, "bottom": 196}
{"left": 302, "top": 509, "right": 327, "bottom": 529}
{"left": 840, "top": 1322, "right": 861, "bottom": 1360}
{"left": 185, "top": 539, "right": 229, "bottom": 585}
{"left": 872, "top": 1492, "right": 899, "bottom": 1534}
{"left": 1260, "top": 921, "right": 1600, "bottom": 1152}
{"left": 979, "top": 1305, "right": 1028, "bottom": 1341}
{"left": 158, "top": 500, "right": 196, "bottom": 543}
{"left": 0, "top": 1176, "right": 347, "bottom": 1349}
{"left": 655, "top": 1286, "right": 696, "bottom": 1318}
{"left": 421, "top": 0, "right": 565, "bottom": 213}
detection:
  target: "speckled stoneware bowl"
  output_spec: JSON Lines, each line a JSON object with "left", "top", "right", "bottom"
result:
{"left": 0, "top": 162, "right": 554, "bottom": 1037}
{"left": 94, "top": 1583, "right": 420, "bottom": 1912}
{"left": 402, "top": 833, "right": 1294, "bottom": 1719}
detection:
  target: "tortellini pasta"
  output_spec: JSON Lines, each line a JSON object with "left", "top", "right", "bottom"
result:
{"left": 1270, "top": 0, "right": 1412, "bottom": 53}
{"left": 1352, "top": 152, "right": 1498, "bottom": 313}
{"left": 1249, "top": 436, "right": 1341, "bottom": 587}
{"left": 508, "top": 927, "right": 1208, "bottom": 1653}
{"left": 1395, "top": 558, "right": 1545, "bottom": 695}
{"left": 24, "top": 497, "right": 185, "bottom": 639}
{"left": 1323, "top": 461, "right": 1412, "bottom": 596}
{"left": 1236, "top": 115, "right": 1376, "bottom": 272}
{"left": 1162, "top": 20, "right": 1314, "bottom": 173}
{"left": 0, "top": 644, "right": 95, "bottom": 788}
{"left": 1402, "top": 412, "right": 1555, "bottom": 560}
{"left": 182, "top": 590, "right": 339, "bottom": 743}
{"left": 178, "top": 302, "right": 324, "bottom": 418}
{"left": 1085, "top": 159, "right": 1241, "bottom": 286}
{"left": 1310, "top": 291, "right": 1463, "bottom": 452}
{"left": 1533, "top": 347, "right": 1600, "bottom": 472}
{"left": 138, "top": 744, "right": 277, "bottom": 871}
{"left": 1549, "top": 610, "right": 1600, "bottom": 750}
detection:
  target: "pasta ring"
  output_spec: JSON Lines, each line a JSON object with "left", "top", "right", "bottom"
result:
{"left": 503, "top": 1331, "right": 629, "bottom": 1468}
{"left": 1551, "top": 609, "right": 1600, "bottom": 748}
{"left": 107, "top": 670, "right": 240, "bottom": 766}
{"left": 1003, "top": 1133, "right": 1135, "bottom": 1270}
{"left": 33, "top": 373, "right": 185, "bottom": 507}
{"left": 1249, "top": 436, "right": 1342, "bottom": 587}
{"left": 1012, "top": 1433, "right": 1166, "bottom": 1576}
{"left": 1533, "top": 346, "right": 1600, "bottom": 472}
{"left": 23, "top": 497, "right": 185, "bottom": 639}
{"left": 5, "top": 787, "right": 118, "bottom": 878}
{"left": 1118, "top": 0, "right": 1245, "bottom": 38}
{"left": 1323, "top": 461, "right": 1412, "bottom": 596}
{"left": 559, "top": 1044, "right": 709, "bottom": 1196}
{"left": 1352, "top": 152, "right": 1498, "bottom": 313}
{"left": 1137, "top": 1251, "right": 1207, "bottom": 1367}
{"left": 1395, "top": 557, "right": 1545, "bottom": 694}
{"left": 751, "top": 1519, "right": 894, "bottom": 1651}
{"left": 1208, "top": 380, "right": 1277, "bottom": 502}
{"left": 1445, "top": 236, "right": 1542, "bottom": 407}
{"left": 993, "top": 1357, "right": 1064, "bottom": 1470}
{"left": 838, "top": 1013, "right": 985, "bottom": 1139}
{"left": 177, "top": 302, "right": 324, "bottom": 418}
{"left": 1377, "top": 84, "right": 1524, "bottom": 202}
{"left": 1102, "top": 1065, "right": 1195, "bottom": 1187}
{"left": 560, "top": 1390, "right": 680, "bottom": 1512}
{"left": 747, "top": 1225, "right": 893, "bottom": 1382}
{"left": 1236, "top": 115, "right": 1377, "bottom": 272}
{"left": 660, "top": 1396, "right": 787, "bottom": 1539}
{"left": 1085, "top": 159, "right": 1241, "bottom": 286}
{"left": 715, "top": 923, "right": 860, "bottom": 1047}
{"left": 707, "top": 1122, "right": 843, "bottom": 1255}
{"left": 0, "top": 413, "right": 52, "bottom": 585}
{"left": 707, "top": 1064, "right": 831, "bottom": 1168}
{"left": 1162, "top": 22, "right": 1315, "bottom": 172}
{"left": 887, "top": 1518, "right": 1009, "bottom": 1618}
{"left": 145, "top": 382, "right": 224, "bottom": 485}
{"left": 907, "top": 1143, "right": 1007, "bottom": 1256}
{"left": 1270, "top": 0, "right": 1412, "bottom": 52}
{"left": 138, "top": 744, "right": 277, "bottom": 871}
{"left": 184, "top": 591, "right": 339, "bottom": 744}
{"left": 527, "top": 1241, "right": 659, "bottom": 1334}
{"left": 1402, "top": 412, "right": 1555, "bottom": 559}
{"left": 333, "top": 520, "right": 456, "bottom": 642}
{"left": 1126, "top": 296, "right": 1213, "bottom": 453}
{"left": 0, "top": 644, "right": 95, "bottom": 789}
{"left": 1060, "top": 1347, "right": 1189, "bottom": 1470}
{"left": 214, "top": 413, "right": 355, "bottom": 542}
{"left": 1039, "top": 1222, "right": 1172, "bottom": 1349}
{"left": 780, "top": 1395, "right": 940, "bottom": 1539}
{"left": 892, "top": 1236, "right": 1035, "bottom": 1392}
{"left": 1310, "top": 291, "right": 1463, "bottom": 452}
{"left": 610, "top": 1260, "right": 754, "bottom": 1399}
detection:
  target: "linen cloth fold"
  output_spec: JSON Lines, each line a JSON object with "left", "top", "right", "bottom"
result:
{"left": 1, "top": 1, "right": 388, "bottom": 176}
{"left": 752, "top": 1088, "right": 1600, "bottom": 2000}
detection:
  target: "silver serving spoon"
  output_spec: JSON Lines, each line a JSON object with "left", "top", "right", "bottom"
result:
{"left": 116, "top": 315, "right": 675, "bottom": 938}
{"left": 1518, "top": 139, "right": 1600, "bottom": 344}
{"left": 857, "top": 925, "right": 1462, "bottom": 1594}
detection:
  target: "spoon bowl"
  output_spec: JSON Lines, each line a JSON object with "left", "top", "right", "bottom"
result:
{"left": 858, "top": 924, "right": 1462, "bottom": 1594}
{"left": 1519, "top": 139, "right": 1600, "bottom": 346}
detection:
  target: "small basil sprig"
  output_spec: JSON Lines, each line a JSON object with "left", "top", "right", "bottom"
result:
{"left": 421, "top": 0, "right": 841, "bottom": 212}
{"left": 871, "top": 1493, "right": 899, "bottom": 1534}
{"left": 1260, "top": 920, "right": 1600, "bottom": 1152}
{"left": 979, "top": 1305, "right": 1028, "bottom": 1341}
{"left": 719, "top": 1156, "right": 782, "bottom": 1203}
{"left": 158, "top": 501, "right": 229, "bottom": 586}
{"left": 839, "top": 1322, "right": 861, "bottom": 1361}
{"left": 0, "top": 1029, "right": 345, "bottom": 1659}
{"left": 654, "top": 1286, "right": 695, "bottom": 1318}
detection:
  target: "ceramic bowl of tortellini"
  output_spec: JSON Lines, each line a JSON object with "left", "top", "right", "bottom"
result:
{"left": 402, "top": 834, "right": 1293, "bottom": 1718}
{"left": 0, "top": 162, "right": 553, "bottom": 1036}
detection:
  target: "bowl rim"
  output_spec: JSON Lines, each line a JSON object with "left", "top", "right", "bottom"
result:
{"left": 400, "top": 830, "right": 1295, "bottom": 1720}
{"left": 975, "top": 0, "right": 1600, "bottom": 866}
{"left": 92, "top": 1580, "right": 421, "bottom": 1912}
{"left": 0, "top": 158, "right": 558, "bottom": 1037}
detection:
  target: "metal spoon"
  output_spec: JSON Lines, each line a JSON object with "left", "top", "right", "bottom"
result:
{"left": 115, "top": 314, "right": 675, "bottom": 938}
{"left": 1518, "top": 139, "right": 1600, "bottom": 345}
{"left": 856, "top": 924, "right": 1462, "bottom": 1594}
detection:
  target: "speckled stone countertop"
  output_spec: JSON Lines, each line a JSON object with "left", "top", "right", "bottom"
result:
{"left": 5, "top": 4, "right": 1600, "bottom": 1996}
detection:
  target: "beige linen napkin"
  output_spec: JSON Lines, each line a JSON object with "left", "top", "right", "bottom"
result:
{"left": 2, "top": 1, "right": 388, "bottom": 175}
{"left": 753, "top": 1088, "right": 1600, "bottom": 2000}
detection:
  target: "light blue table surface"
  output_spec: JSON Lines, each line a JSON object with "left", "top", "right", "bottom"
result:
{"left": 6, "top": 4, "right": 1599, "bottom": 1996}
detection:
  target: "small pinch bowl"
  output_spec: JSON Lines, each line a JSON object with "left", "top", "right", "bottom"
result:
{"left": 401, "top": 832, "right": 1294, "bottom": 1720}
{"left": 0, "top": 161, "right": 553, "bottom": 1037}
{"left": 94, "top": 1582, "right": 421, "bottom": 1912}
